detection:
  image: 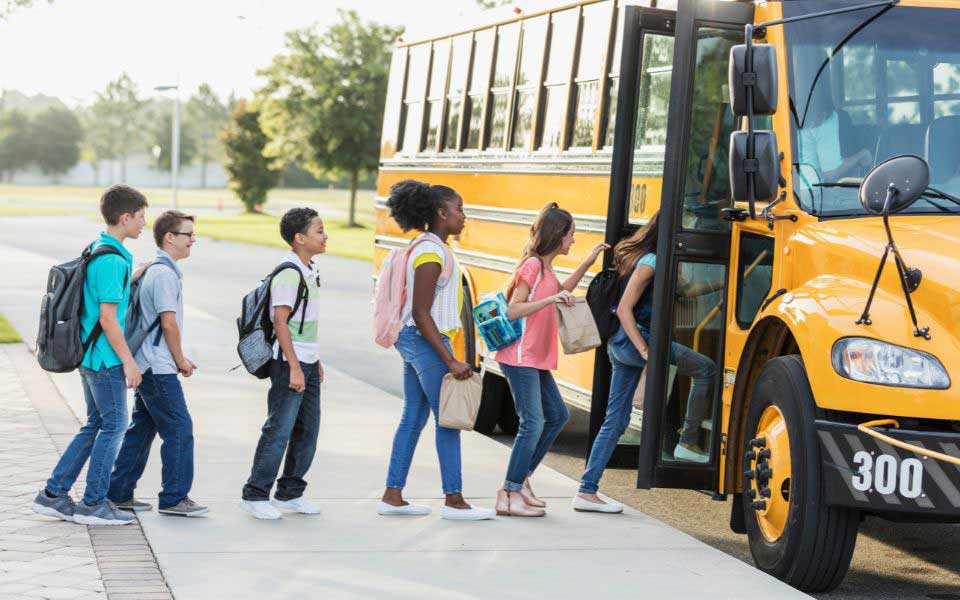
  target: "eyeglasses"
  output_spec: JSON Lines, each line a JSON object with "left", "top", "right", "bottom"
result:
{"left": 170, "top": 231, "right": 196, "bottom": 240}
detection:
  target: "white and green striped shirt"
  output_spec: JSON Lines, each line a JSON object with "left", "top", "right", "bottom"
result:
{"left": 270, "top": 252, "right": 321, "bottom": 364}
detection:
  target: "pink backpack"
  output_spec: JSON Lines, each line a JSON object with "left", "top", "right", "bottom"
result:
{"left": 373, "top": 233, "right": 455, "bottom": 348}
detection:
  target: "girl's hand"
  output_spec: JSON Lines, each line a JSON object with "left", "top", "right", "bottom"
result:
{"left": 447, "top": 359, "right": 473, "bottom": 380}
{"left": 638, "top": 344, "right": 649, "bottom": 361}
{"left": 553, "top": 290, "right": 576, "bottom": 307}
{"left": 587, "top": 243, "right": 611, "bottom": 264}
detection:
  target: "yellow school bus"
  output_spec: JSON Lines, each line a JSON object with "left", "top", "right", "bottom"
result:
{"left": 377, "top": 0, "right": 960, "bottom": 591}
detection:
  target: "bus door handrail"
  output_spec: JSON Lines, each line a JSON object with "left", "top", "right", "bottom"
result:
{"left": 858, "top": 419, "right": 960, "bottom": 466}
{"left": 690, "top": 249, "right": 769, "bottom": 353}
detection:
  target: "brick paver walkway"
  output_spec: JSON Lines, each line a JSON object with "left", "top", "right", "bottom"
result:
{"left": 0, "top": 345, "right": 172, "bottom": 600}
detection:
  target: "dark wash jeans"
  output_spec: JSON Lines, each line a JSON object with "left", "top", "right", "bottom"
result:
{"left": 46, "top": 365, "right": 129, "bottom": 506}
{"left": 242, "top": 360, "right": 321, "bottom": 502}
{"left": 108, "top": 370, "right": 195, "bottom": 509}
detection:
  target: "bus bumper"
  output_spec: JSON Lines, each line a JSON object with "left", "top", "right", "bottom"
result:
{"left": 816, "top": 420, "right": 960, "bottom": 516}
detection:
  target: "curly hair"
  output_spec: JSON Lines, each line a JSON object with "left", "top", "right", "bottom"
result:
{"left": 386, "top": 179, "right": 459, "bottom": 232}
{"left": 279, "top": 207, "right": 320, "bottom": 246}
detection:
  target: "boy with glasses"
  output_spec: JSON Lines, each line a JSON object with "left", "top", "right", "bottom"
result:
{"left": 108, "top": 210, "right": 208, "bottom": 517}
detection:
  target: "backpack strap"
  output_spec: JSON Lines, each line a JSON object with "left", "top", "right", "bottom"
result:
{"left": 267, "top": 262, "right": 309, "bottom": 336}
{"left": 409, "top": 233, "right": 455, "bottom": 285}
{"left": 81, "top": 245, "right": 131, "bottom": 353}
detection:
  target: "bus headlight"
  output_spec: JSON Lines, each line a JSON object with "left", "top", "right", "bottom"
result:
{"left": 832, "top": 338, "right": 950, "bottom": 389}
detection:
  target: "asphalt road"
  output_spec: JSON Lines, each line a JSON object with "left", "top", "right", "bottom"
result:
{"left": 1, "top": 215, "right": 958, "bottom": 599}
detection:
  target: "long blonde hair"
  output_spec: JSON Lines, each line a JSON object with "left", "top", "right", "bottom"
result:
{"left": 504, "top": 202, "right": 573, "bottom": 299}
{"left": 613, "top": 212, "right": 660, "bottom": 277}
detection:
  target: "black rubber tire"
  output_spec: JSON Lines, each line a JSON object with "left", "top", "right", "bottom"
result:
{"left": 496, "top": 384, "right": 519, "bottom": 435}
{"left": 459, "top": 283, "right": 477, "bottom": 370}
{"left": 473, "top": 372, "right": 507, "bottom": 435}
{"left": 742, "top": 355, "right": 859, "bottom": 593}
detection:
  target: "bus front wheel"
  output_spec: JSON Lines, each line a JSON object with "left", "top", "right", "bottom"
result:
{"left": 741, "top": 355, "right": 859, "bottom": 593}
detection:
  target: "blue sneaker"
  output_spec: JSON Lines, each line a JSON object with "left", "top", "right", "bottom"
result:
{"left": 72, "top": 501, "right": 136, "bottom": 526}
{"left": 32, "top": 489, "right": 77, "bottom": 522}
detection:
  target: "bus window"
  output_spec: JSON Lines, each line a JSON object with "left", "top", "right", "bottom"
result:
{"left": 678, "top": 28, "right": 740, "bottom": 232}
{"left": 424, "top": 39, "right": 450, "bottom": 153}
{"left": 539, "top": 9, "right": 579, "bottom": 151}
{"left": 380, "top": 48, "right": 407, "bottom": 157}
{"left": 512, "top": 16, "right": 547, "bottom": 150}
{"left": 934, "top": 63, "right": 960, "bottom": 118}
{"left": 662, "top": 261, "right": 725, "bottom": 464}
{"left": 464, "top": 29, "right": 494, "bottom": 150}
{"left": 571, "top": 1, "right": 614, "bottom": 148}
{"left": 603, "top": 6, "right": 624, "bottom": 148}
{"left": 487, "top": 23, "right": 519, "bottom": 150}
{"left": 401, "top": 43, "right": 430, "bottom": 154}
{"left": 735, "top": 234, "right": 774, "bottom": 329}
{"left": 886, "top": 59, "right": 921, "bottom": 125}
{"left": 444, "top": 34, "right": 471, "bottom": 151}
{"left": 628, "top": 33, "right": 674, "bottom": 226}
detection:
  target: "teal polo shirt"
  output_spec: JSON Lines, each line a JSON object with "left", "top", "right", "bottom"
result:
{"left": 80, "top": 232, "right": 133, "bottom": 371}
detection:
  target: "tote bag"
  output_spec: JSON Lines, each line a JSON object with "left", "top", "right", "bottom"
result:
{"left": 438, "top": 372, "right": 483, "bottom": 430}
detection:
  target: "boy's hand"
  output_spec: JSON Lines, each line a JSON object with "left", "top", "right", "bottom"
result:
{"left": 177, "top": 358, "right": 196, "bottom": 378}
{"left": 123, "top": 361, "right": 142, "bottom": 389}
{"left": 131, "top": 261, "right": 152, "bottom": 283}
{"left": 289, "top": 365, "right": 306, "bottom": 393}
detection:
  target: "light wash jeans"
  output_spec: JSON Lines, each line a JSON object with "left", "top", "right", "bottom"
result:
{"left": 386, "top": 326, "right": 462, "bottom": 495}
{"left": 46, "top": 365, "right": 129, "bottom": 505}
{"left": 499, "top": 364, "right": 569, "bottom": 492}
{"left": 579, "top": 326, "right": 717, "bottom": 494}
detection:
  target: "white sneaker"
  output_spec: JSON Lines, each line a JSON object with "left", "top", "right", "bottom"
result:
{"left": 441, "top": 505, "right": 496, "bottom": 521}
{"left": 673, "top": 442, "right": 710, "bottom": 463}
{"left": 572, "top": 495, "right": 623, "bottom": 514}
{"left": 272, "top": 497, "right": 321, "bottom": 515}
{"left": 240, "top": 500, "right": 282, "bottom": 520}
{"left": 377, "top": 501, "right": 431, "bottom": 516}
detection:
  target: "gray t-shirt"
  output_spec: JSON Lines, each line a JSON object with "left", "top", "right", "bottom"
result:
{"left": 134, "top": 251, "right": 183, "bottom": 375}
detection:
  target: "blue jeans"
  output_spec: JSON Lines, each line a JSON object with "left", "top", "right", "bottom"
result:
{"left": 386, "top": 326, "right": 462, "bottom": 495}
{"left": 580, "top": 326, "right": 717, "bottom": 493}
{"left": 499, "top": 365, "right": 568, "bottom": 492}
{"left": 242, "top": 360, "right": 321, "bottom": 501}
{"left": 46, "top": 365, "right": 129, "bottom": 505}
{"left": 108, "top": 371, "right": 194, "bottom": 509}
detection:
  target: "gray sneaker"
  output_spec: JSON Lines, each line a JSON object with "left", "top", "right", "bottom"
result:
{"left": 114, "top": 498, "right": 153, "bottom": 512}
{"left": 73, "top": 501, "right": 136, "bottom": 526}
{"left": 158, "top": 497, "right": 209, "bottom": 517}
{"left": 32, "top": 489, "right": 76, "bottom": 522}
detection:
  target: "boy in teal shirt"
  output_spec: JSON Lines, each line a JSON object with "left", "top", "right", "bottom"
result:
{"left": 32, "top": 185, "right": 148, "bottom": 526}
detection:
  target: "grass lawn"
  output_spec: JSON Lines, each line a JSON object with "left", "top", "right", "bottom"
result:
{"left": 0, "top": 314, "right": 21, "bottom": 343}
{"left": 0, "top": 205, "right": 93, "bottom": 217}
{"left": 197, "top": 212, "right": 374, "bottom": 262}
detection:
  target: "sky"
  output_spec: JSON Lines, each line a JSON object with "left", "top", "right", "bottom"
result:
{"left": 0, "top": 0, "right": 486, "bottom": 107}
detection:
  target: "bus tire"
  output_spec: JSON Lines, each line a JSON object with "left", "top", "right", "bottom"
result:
{"left": 459, "top": 282, "right": 477, "bottom": 369}
{"left": 741, "top": 355, "right": 859, "bottom": 593}
{"left": 497, "top": 390, "right": 519, "bottom": 435}
{"left": 473, "top": 372, "right": 507, "bottom": 435}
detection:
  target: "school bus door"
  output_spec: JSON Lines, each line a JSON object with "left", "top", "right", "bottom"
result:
{"left": 636, "top": 0, "right": 754, "bottom": 491}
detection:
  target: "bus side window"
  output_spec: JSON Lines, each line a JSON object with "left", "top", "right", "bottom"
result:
{"left": 735, "top": 233, "right": 775, "bottom": 329}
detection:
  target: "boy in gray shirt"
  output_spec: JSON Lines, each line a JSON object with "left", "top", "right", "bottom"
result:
{"left": 108, "top": 211, "right": 208, "bottom": 517}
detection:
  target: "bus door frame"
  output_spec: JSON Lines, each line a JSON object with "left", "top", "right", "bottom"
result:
{"left": 637, "top": 0, "right": 755, "bottom": 491}
{"left": 590, "top": 4, "right": 678, "bottom": 469}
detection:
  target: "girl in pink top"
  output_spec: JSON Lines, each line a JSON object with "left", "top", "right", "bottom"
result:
{"left": 495, "top": 202, "right": 608, "bottom": 516}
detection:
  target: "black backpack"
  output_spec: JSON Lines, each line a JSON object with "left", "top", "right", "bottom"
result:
{"left": 37, "top": 245, "right": 128, "bottom": 373}
{"left": 586, "top": 266, "right": 628, "bottom": 343}
{"left": 236, "top": 262, "right": 308, "bottom": 379}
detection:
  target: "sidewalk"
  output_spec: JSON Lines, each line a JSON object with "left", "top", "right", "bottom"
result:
{"left": 1, "top": 343, "right": 810, "bottom": 600}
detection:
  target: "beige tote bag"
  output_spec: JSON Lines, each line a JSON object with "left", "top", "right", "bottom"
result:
{"left": 556, "top": 297, "right": 602, "bottom": 355}
{"left": 439, "top": 372, "right": 483, "bottom": 430}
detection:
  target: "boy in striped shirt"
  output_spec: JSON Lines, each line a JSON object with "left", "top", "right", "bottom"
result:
{"left": 241, "top": 208, "right": 327, "bottom": 520}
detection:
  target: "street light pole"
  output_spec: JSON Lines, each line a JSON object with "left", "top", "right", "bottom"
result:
{"left": 155, "top": 84, "right": 181, "bottom": 209}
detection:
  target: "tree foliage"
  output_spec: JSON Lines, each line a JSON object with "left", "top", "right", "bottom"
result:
{"left": 221, "top": 100, "right": 280, "bottom": 212}
{"left": 146, "top": 102, "right": 197, "bottom": 171}
{"left": 88, "top": 73, "right": 144, "bottom": 180}
{"left": 257, "top": 10, "right": 401, "bottom": 226}
{"left": 186, "top": 84, "right": 230, "bottom": 187}
{"left": 1, "top": 0, "right": 51, "bottom": 20}
{"left": 475, "top": 0, "right": 512, "bottom": 9}
{"left": 31, "top": 106, "right": 83, "bottom": 176}
{"left": 0, "top": 111, "right": 34, "bottom": 180}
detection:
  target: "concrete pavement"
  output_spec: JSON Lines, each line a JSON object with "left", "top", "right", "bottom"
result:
{"left": 0, "top": 216, "right": 811, "bottom": 599}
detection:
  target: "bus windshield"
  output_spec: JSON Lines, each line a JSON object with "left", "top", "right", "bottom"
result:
{"left": 784, "top": 2, "right": 960, "bottom": 217}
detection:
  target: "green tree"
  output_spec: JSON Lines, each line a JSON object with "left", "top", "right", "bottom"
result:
{"left": 186, "top": 84, "right": 230, "bottom": 188}
{"left": 221, "top": 100, "right": 280, "bottom": 212}
{"left": 31, "top": 106, "right": 83, "bottom": 178}
{"left": 257, "top": 10, "right": 401, "bottom": 227}
{"left": 1, "top": 0, "right": 51, "bottom": 20}
{"left": 475, "top": 0, "right": 512, "bottom": 8}
{"left": 146, "top": 105, "right": 197, "bottom": 171}
{"left": 88, "top": 73, "right": 145, "bottom": 181}
{"left": 0, "top": 111, "right": 34, "bottom": 181}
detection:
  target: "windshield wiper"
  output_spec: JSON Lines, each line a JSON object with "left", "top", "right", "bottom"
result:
{"left": 813, "top": 182, "right": 960, "bottom": 212}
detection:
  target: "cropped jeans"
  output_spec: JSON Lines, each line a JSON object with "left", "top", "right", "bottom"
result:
{"left": 385, "top": 326, "right": 462, "bottom": 495}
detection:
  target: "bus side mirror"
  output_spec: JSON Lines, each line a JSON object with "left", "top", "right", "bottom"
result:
{"left": 729, "top": 44, "right": 778, "bottom": 116}
{"left": 730, "top": 131, "right": 780, "bottom": 202}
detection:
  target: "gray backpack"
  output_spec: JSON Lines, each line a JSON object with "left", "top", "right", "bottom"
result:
{"left": 236, "top": 262, "right": 308, "bottom": 378}
{"left": 37, "top": 244, "right": 127, "bottom": 373}
{"left": 124, "top": 260, "right": 176, "bottom": 357}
